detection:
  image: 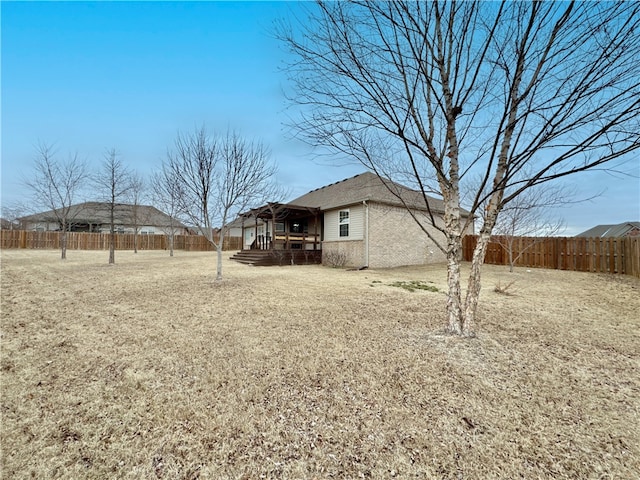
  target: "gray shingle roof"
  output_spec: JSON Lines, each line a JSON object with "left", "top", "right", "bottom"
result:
{"left": 289, "top": 171, "right": 464, "bottom": 215}
{"left": 20, "top": 202, "right": 186, "bottom": 228}
{"left": 575, "top": 222, "right": 640, "bottom": 237}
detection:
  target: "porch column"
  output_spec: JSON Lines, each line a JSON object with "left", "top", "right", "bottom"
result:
{"left": 254, "top": 217, "right": 258, "bottom": 249}
{"left": 241, "top": 216, "right": 245, "bottom": 250}
{"left": 271, "top": 207, "right": 276, "bottom": 250}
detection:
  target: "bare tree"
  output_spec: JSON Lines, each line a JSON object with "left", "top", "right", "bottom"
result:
{"left": 280, "top": 1, "right": 640, "bottom": 336}
{"left": 94, "top": 149, "right": 132, "bottom": 264}
{"left": 492, "top": 183, "right": 567, "bottom": 272}
{"left": 24, "top": 143, "right": 88, "bottom": 259}
{"left": 151, "top": 166, "right": 183, "bottom": 257}
{"left": 166, "top": 127, "right": 280, "bottom": 280}
{"left": 127, "top": 172, "right": 146, "bottom": 254}
{"left": 0, "top": 200, "right": 31, "bottom": 230}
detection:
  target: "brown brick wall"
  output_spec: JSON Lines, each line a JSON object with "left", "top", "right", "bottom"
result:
{"left": 322, "top": 240, "right": 365, "bottom": 268}
{"left": 321, "top": 202, "right": 473, "bottom": 269}
{"left": 367, "top": 203, "right": 447, "bottom": 268}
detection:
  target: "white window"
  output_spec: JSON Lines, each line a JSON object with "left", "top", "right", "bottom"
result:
{"left": 339, "top": 210, "right": 349, "bottom": 237}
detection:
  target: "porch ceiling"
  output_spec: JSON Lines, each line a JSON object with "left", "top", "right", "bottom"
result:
{"left": 239, "top": 203, "right": 321, "bottom": 221}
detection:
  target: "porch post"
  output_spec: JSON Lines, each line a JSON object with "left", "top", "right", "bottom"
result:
{"left": 254, "top": 216, "right": 258, "bottom": 249}
{"left": 271, "top": 206, "right": 276, "bottom": 250}
{"left": 241, "top": 216, "right": 245, "bottom": 250}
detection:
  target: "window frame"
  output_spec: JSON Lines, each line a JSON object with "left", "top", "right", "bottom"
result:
{"left": 339, "top": 209, "right": 350, "bottom": 238}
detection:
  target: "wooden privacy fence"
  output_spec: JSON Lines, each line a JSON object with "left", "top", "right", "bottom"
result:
{"left": 463, "top": 235, "right": 640, "bottom": 278}
{"left": 0, "top": 230, "right": 243, "bottom": 252}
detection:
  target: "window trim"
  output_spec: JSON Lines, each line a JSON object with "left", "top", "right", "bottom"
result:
{"left": 339, "top": 209, "right": 350, "bottom": 238}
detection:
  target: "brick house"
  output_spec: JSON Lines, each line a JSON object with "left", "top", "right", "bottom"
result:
{"left": 232, "top": 172, "right": 473, "bottom": 268}
{"left": 19, "top": 202, "right": 189, "bottom": 235}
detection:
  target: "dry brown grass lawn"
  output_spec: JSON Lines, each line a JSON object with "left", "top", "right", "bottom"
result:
{"left": 1, "top": 249, "right": 639, "bottom": 479}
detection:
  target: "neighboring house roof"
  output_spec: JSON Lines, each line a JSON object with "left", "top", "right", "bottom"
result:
{"left": 225, "top": 216, "right": 266, "bottom": 229}
{"left": 289, "top": 171, "right": 466, "bottom": 215}
{"left": 0, "top": 218, "right": 17, "bottom": 230}
{"left": 575, "top": 221, "right": 640, "bottom": 238}
{"left": 19, "top": 202, "right": 186, "bottom": 229}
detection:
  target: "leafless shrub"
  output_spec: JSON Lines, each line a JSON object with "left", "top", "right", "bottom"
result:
{"left": 323, "top": 250, "right": 347, "bottom": 268}
{"left": 270, "top": 250, "right": 287, "bottom": 266}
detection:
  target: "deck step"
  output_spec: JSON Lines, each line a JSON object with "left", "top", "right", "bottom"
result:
{"left": 230, "top": 250, "right": 322, "bottom": 266}
{"left": 229, "top": 250, "right": 275, "bottom": 266}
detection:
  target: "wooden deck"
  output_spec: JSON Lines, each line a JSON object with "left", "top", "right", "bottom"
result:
{"left": 230, "top": 249, "right": 322, "bottom": 266}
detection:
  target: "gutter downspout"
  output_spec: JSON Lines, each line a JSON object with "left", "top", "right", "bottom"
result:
{"left": 363, "top": 200, "right": 369, "bottom": 268}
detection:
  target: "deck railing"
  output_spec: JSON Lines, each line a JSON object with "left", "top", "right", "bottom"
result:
{"left": 250, "top": 232, "right": 320, "bottom": 251}
{"left": 252, "top": 235, "right": 272, "bottom": 250}
{"left": 274, "top": 232, "right": 320, "bottom": 250}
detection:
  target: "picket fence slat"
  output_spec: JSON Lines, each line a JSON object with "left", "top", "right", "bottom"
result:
{"left": 0, "top": 231, "right": 242, "bottom": 252}
{"left": 463, "top": 235, "right": 640, "bottom": 279}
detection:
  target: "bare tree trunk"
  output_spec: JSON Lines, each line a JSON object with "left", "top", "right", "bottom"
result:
{"left": 441, "top": 178, "right": 465, "bottom": 334}
{"left": 464, "top": 199, "right": 501, "bottom": 333}
{"left": 216, "top": 246, "right": 223, "bottom": 281}
{"left": 61, "top": 220, "right": 67, "bottom": 260}
{"left": 508, "top": 243, "right": 514, "bottom": 273}
{"left": 127, "top": 173, "right": 145, "bottom": 255}
{"left": 169, "top": 233, "right": 174, "bottom": 257}
{"left": 109, "top": 205, "right": 115, "bottom": 265}
{"left": 60, "top": 231, "right": 67, "bottom": 260}
{"left": 445, "top": 241, "right": 463, "bottom": 335}
{"left": 463, "top": 233, "right": 491, "bottom": 336}
{"left": 443, "top": 204, "right": 465, "bottom": 336}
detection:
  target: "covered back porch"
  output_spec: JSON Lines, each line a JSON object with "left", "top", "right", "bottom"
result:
{"left": 230, "top": 203, "right": 323, "bottom": 266}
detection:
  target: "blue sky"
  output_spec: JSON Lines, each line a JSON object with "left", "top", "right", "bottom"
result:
{"left": 2, "top": 2, "right": 363, "bottom": 207}
{"left": 2, "top": 1, "right": 638, "bottom": 235}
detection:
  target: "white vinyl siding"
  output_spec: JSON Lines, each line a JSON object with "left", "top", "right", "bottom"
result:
{"left": 324, "top": 204, "right": 364, "bottom": 241}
